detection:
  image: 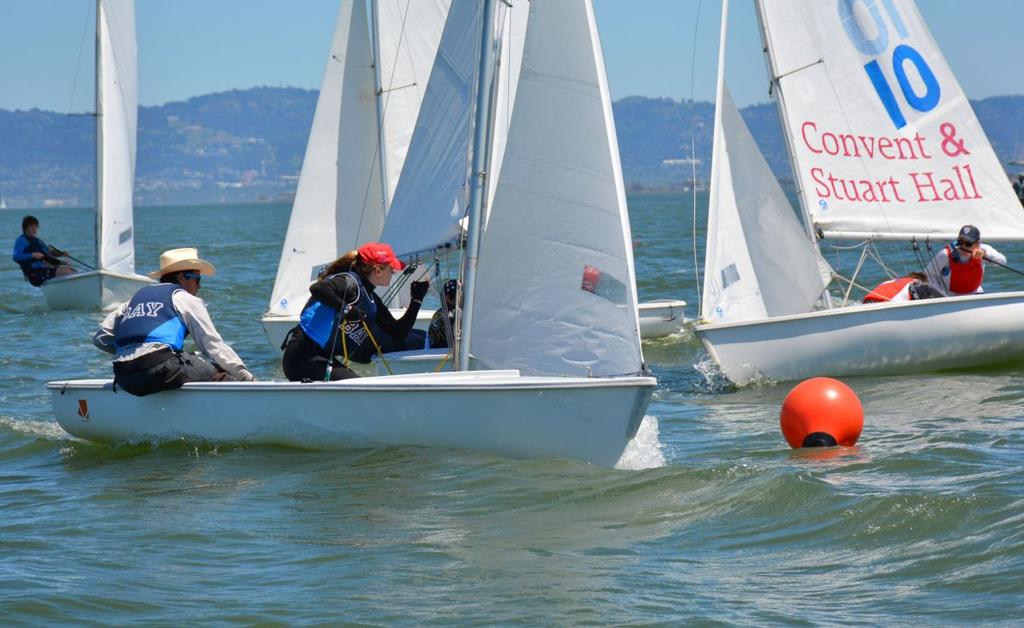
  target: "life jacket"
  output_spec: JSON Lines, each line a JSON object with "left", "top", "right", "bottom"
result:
{"left": 945, "top": 245, "right": 984, "bottom": 294}
{"left": 299, "top": 271, "right": 378, "bottom": 354}
{"left": 863, "top": 277, "right": 916, "bottom": 303}
{"left": 113, "top": 284, "right": 188, "bottom": 351}
{"left": 13, "top": 234, "right": 51, "bottom": 275}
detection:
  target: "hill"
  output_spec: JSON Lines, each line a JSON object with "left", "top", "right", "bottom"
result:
{"left": 2, "top": 86, "right": 1023, "bottom": 207}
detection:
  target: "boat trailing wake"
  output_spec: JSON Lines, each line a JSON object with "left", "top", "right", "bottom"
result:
{"left": 615, "top": 415, "right": 665, "bottom": 470}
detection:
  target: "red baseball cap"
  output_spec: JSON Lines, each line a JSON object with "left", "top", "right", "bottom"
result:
{"left": 357, "top": 242, "right": 405, "bottom": 271}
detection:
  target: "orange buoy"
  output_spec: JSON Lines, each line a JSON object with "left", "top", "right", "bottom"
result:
{"left": 780, "top": 377, "right": 863, "bottom": 448}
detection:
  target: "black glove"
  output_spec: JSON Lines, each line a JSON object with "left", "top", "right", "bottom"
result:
{"left": 410, "top": 280, "right": 430, "bottom": 301}
{"left": 343, "top": 305, "right": 366, "bottom": 322}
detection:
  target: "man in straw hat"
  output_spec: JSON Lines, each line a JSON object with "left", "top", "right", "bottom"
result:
{"left": 92, "top": 247, "right": 255, "bottom": 396}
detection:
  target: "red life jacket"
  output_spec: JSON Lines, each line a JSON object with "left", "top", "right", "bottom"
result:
{"left": 863, "top": 277, "right": 915, "bottom": 303}
{"left": 945, "top": 245, "right": 984, "bottom": 294}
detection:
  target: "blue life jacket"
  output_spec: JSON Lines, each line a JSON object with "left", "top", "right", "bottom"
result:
{"left": 12, "top": 234, "right": 50, "bottom": 273}
{"left": 299, "top": 271, "right": 378, "bottom": 352}
{"left": 113, "top": 284, "right": 188, "bottom": 351}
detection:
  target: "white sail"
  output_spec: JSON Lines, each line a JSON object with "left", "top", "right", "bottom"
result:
{"left": 96, "top": 0, "right": 138, "bottom": 275}
{"left": 379, "top": 0, "right": 483, "bottom": 258}
{"left": 483, "top": 0, "right": 529, "bottom": 225}
{"left": 702, "top": 87, "right": 828, "bottom": 323}
{"left": 470, "top": 0, "right": 644, "bottom": 378}
{"left": 267, "top": 0, "right": 382, "bottom": 317}
{"left": 376, "top": 0, "right": 451, "bottom": 201}
{"left": 758, "top": 0, "right": 1024, "bottom": 241}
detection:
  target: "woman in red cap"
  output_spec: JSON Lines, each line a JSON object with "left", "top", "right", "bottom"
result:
{"left": 282, "top": 242, "right": 429, "bottom": 381}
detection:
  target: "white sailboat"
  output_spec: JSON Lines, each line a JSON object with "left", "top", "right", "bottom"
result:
{"left": 258, "top": 1, "right": 684, "bottom": 350}
{"left": 259, "top": 0, "right": 449, "bottom": 348}
{"left": 50, "top": 0, "right": 656, "bottom": 467}
{"left": 42, "top": 0, "right": 153, "bottom": 310}
{"left": 695, "top": 0, "right": 1024, "bottom": 385}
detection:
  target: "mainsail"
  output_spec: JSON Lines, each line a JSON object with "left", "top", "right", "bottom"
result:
{"left": 96, "top": 0, "right": 138, "bottom": 275}
{"left": 470, "top": 0, "right": 644, "bottom": 377}
{"left": 757, "top": 0, "right": 1024, "bottom": 241}
{"left": 267, "top": 0, "right": 449, "bottom": 317}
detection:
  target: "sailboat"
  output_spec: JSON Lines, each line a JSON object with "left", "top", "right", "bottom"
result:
{"left": 42, "top": 0, "right": 153, "bottom": 310}
{"left": 258, "top": 1, "right": 684, "bottom": 350}
{"left": 49, "top": 0, "right": 656, "bottom": 467}
{"left": 696, "top": 0, "right": 1024, "bottom": 386}
{"left": 259, "top": 0, "right": 450, "bottom": 348}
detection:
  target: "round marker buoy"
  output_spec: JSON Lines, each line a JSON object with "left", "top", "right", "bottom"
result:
{"left": 780, "top": 377, "right": 863, "bottom": 448}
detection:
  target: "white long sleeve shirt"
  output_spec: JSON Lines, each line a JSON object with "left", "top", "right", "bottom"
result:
{"left": 93, "top": 289, "right": 254, "bottom": 381}
{"left": 924, "top": 242, "right": 1006, "bottom": 296}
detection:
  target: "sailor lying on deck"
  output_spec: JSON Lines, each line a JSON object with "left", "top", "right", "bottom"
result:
{"left": 282, "top": 242, "right": 428, "bottom": 381}
{"left": 924, "top": 224, "right": 1006, "bottom": 296}
{"left": 862, "top": 272, "right": 943, "bottom": 304}
{"left": 92, "top": 247, "right": 255, "bottom": 396}
{"left": 11, "top": 215, "right": 76, "bottom": 286}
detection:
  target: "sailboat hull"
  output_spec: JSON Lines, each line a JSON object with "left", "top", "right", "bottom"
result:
{"left": 41, "top": 269, "right": 154, "bottom": 311}
{"left": 260, "top": 298, "right": 688, "bottom": 350}
{"left": 696, "top": 292, "right": 1024, "bottom": 385}
{"left": 49, "top": 371, "right": 656, "bottom": 466}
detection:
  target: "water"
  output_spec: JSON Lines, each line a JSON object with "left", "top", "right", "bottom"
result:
{"left": 2, "top": 197, "right": 1023, "bottom": 624}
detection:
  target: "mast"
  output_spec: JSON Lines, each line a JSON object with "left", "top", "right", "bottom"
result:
{"left": 94, "top": 0, "right": 103, "bottom": 268}
{"left": 367, "top": 0, "right": 391, "bottom": 214}
{"left": 752, "top": 0, "right": 832, "bottom": 308}
{"left": 752, "top": 0, "right": 816, "bottom": 247}
{"left": 457, "top": 0, "right": 498, "bottom": 371}
{"left": 703, "top": 0, "right": 730, "bottom": 321}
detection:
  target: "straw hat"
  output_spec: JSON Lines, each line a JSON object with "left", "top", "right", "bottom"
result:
{"left": 148, "top": 247, "right": 216, "bottom": 279}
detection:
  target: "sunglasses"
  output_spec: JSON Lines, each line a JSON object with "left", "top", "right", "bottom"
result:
{"left": 182, "top": 271, "right": 202, "bottom": 282}
{"left": 956, "top": 240, "right": 976, "bottom": 249}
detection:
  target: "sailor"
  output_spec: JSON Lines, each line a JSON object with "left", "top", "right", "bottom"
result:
{"left": 924, "top": 225, "right": 1006, "bottom": 296}
{"left": 862, "top": 272, "right": 943, "bottom": 303}
{"left": 1014, "top": 173, "right": 1024, "bottom": 205}
{"left": 92, "top": 247, "right": 255, "bottom": 396}
{"left": 282, "top": 242, "right": 428, "bottom": 381}
{"left": 11, "top": 215, "right": 76, "bottom": 286}
{"left": 427, "top": 279, "right": 459, "bottom": 349}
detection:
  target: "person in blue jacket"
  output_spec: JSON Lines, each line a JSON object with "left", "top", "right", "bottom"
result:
{"left": 12, "top": 215, "right": 76, "bottom": 286}
{"left": 282, "top": 242, "right": 428, "bottom": 381}
{"left": 93, "top": 247, "right": 255, "bottom": 396}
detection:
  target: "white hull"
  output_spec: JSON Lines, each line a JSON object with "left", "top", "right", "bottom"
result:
{"left": 260, "top": 298, "right": 687, "bottom": 350}
{"left": 41, "top": 269, "right": 154, "bottom": 311}
{"left": 696, "top": 292, "right": 1024, "bottom": 385}
{"left": 49, "top": 370, "right": 656, "bottom": 466}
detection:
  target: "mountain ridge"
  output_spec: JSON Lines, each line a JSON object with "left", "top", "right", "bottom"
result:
{"left": 2, "top": 86, "right": 1023, "bottom": 207}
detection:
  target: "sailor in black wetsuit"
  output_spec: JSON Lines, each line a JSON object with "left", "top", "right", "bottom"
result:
{"left": 282, "top": 242, "right": 428, "bottom": 381}
{"left": 11, "top": 215, "right": 76, "bottom": 286}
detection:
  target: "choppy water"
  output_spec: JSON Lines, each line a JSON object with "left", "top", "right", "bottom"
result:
{"left": 1, "top": 197, "right": 1023, "bottom": 624}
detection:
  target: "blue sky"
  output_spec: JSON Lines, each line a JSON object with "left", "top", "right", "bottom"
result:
{"left": 0, "top": 1, "right": 1019, "bottom": 112}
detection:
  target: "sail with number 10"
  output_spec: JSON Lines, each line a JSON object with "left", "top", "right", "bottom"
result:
{"left": 695, "top": 0, "right": 1024, "bottom": 385}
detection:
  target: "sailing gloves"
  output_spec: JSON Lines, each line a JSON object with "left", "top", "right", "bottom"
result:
{"left": 410, "top": 280, "right": 430, "bottom": 301}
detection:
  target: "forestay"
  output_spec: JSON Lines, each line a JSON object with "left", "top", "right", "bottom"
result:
{"left": 470, "top": 0, "right": 644, "bottom": 377}
{"left": 758, "top": 0, "right": 1024, "bottom": 241}
{"left": 96, "top": 0, "right": 138, "bottom": 275}
{"left": 380, "top": 0, "right": 483, "bottom": 258}
{"left": 702, "top": 87, "right": 828, "bottom": 324}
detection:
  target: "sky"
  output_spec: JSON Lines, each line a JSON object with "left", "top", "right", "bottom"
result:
{"left": 0, "top": 0, "right": 1021, "bottom": 112}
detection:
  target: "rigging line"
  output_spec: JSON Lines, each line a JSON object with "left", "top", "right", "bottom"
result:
{"left": 689, "top": 0, "right": 704, "bottom": 318}
{"left": 67, "top": 0, "right": 93, "bottom": 116}
{"left": 356, "top": 0, "right": 416, "bottom": 244}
